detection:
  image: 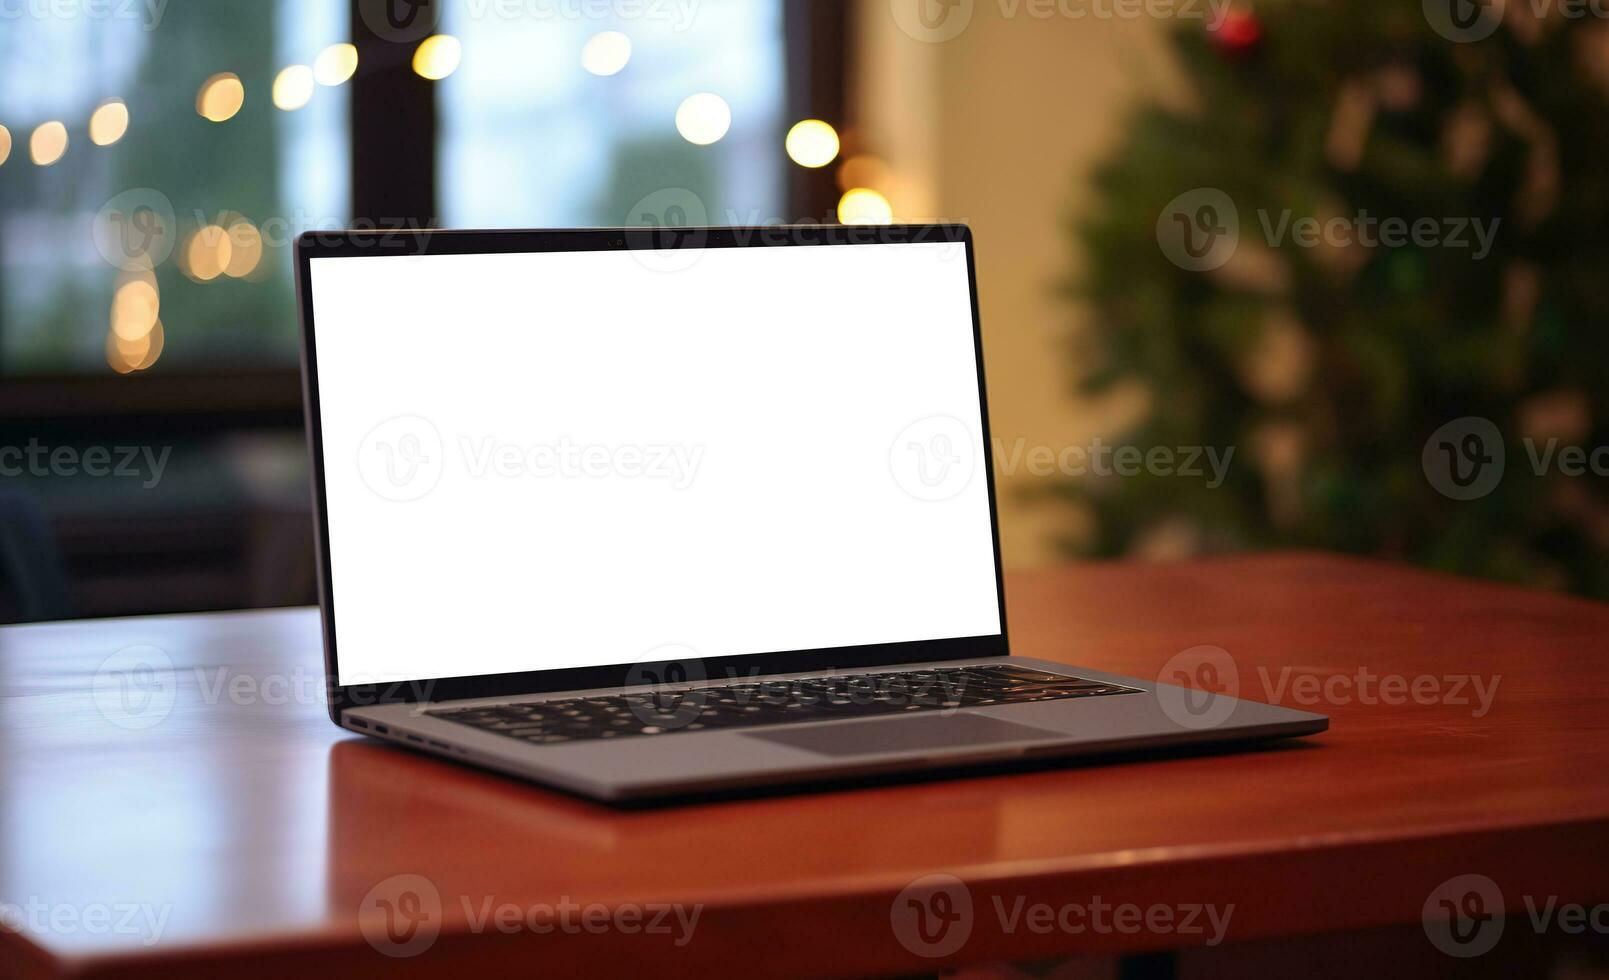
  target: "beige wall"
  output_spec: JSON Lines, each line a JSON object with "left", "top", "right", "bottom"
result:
{"left": 854, "top": 1, "right": 1180, "bottom": 567}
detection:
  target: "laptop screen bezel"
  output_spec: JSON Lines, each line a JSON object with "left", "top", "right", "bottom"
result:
{"left": 295, "top": 225, "right": 1009, "bottom": 717}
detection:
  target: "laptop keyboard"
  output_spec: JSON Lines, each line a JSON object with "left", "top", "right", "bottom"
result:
{"left": 425, "top": 664, "right": 1142, "bottom": 745}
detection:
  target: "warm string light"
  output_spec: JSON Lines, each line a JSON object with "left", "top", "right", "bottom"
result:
{"left": 29, "top": 121, "right": 67, "bottom": 166}
{"left": 413, "top": 34, "right": 461, "bottom": 80}
{"left": 106, "top": 318, "right": 163, "bottom": 373}
{"left": 676, "top": 93, "right": 731, "bottom": 145}
{"left": 0, "top": 43, "right": 360, "bottom": 376}
{"left": 314, "top": 43, "right": 358, "bottom": 86}
{"left": 838, "top": 187, "right": 894, "bottom": 225}
{"left": 0, "top": 33, "right": 851, "bottom": 372}
{"left": 197, "top": 72, "right": 244, "bottom": 122}
{"left": 272, "top": 65, "right": 315, "bottom": 111}
{"left": 786, "top": 119, "right": 839, "bottom": 168}
{"left": 106, "top": 261, "right": 163, "bottom": 373}
{"left": 88, "top": 100, "right": 129, "bottom": 146}
{"left": 110, "top": 278, "right": 158, "bottom": 341}
{"left": 5, "top": 33, "right": 754, "bottom": 173}
{"left": 223, "top": 219, "right": 263, "bottom": 278}
{"left": 582, "top": 31, "right": 632, "bottom": 76}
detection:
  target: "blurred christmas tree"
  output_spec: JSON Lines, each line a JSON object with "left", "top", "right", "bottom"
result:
{"left": 1060, "top": 0, "right": 1609, "bottom": 597}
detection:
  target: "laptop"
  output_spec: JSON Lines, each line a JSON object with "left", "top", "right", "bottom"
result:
{"left": 295, "top": 224, "right": 1326, "bottom": 803}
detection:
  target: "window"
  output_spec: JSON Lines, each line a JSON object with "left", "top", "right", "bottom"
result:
{"left": 440, "top": 0, "right": 785, "bottom": 228}
{"left": 0, "top": 0, "right": 793, "bottom": 378}
{"left": 0, "top": 1, "right": 348, "bottom": 375}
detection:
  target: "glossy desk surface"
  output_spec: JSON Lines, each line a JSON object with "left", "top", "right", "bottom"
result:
{"left": 2, "top": 553, "right": 1606, "bottom": 977}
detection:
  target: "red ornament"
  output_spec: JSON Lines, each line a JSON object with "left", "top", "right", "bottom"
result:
{"left": 1210, "top": 8, "right": 1262, "bottom": 57}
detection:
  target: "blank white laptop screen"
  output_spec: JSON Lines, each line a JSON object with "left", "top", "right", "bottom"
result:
{"left": 309, "top": 240, "right": 1001, "bottom": 686}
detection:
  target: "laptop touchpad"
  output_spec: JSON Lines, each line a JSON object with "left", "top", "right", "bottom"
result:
{"left": 744, "top": 714, "right": 1066, "bottom": 757}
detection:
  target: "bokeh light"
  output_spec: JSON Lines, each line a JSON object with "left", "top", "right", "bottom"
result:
{"left": 273, "top": 65, "right": 316, "bottom": 111}
{"left": 110, "top": 278, "right": 159, "bottom": 341}
{"left": 0, "top": 125, "right": 10, "bottom": 167}
{"left": 785, "top": 119, "right": 840, "bottom": 168}
{"left": 185, "top": 225, "right": 233, "bottom": 282}
{"left": 314, "top": 43, "right": 358, "bottom": 86}
{"left": 224, "top": 220, "right": 263, "bottom": 278}
{"left": 675, "top": 93, "right": 731, "bottom": 146}
{"left": 581, "top": 31, "right": 632, "bottom": 76}
{"left": 837, "top": 187, "right": 894, "bottom": 225}
{"left": 197, "top": 73, "right": 245, "bottom": 122}
{"left": 107, "top": 318, "right": 164, "bottom": 374}
{"left": 413, "top": 35, "right": 462, "bottom": 80}
{"left": 29, "top": 121, "right": 67, "bottom": 166}
{"left": 88, "top": 100, "right": 129, "bottom": 147}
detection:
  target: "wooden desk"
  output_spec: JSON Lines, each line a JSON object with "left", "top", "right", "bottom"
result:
{"left": 2, "top": 553, "right": 1606, "bottom": 978}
